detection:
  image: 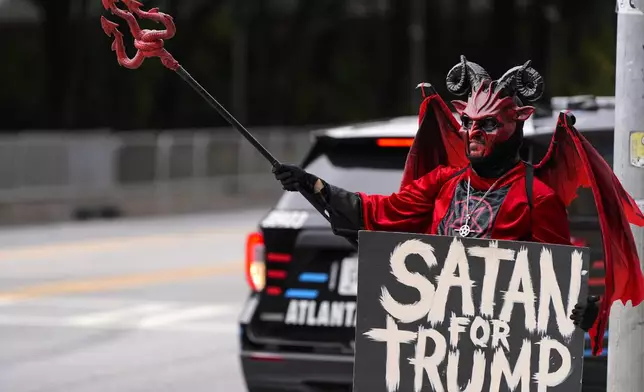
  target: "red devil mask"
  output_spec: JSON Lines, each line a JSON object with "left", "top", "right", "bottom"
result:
{"left": 446, "top": 57, "right": 544, "bottom": 172}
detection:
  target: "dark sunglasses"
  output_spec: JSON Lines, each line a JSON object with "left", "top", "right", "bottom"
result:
{"left": 460, "top": 115, "right": 500, "bottom": 133}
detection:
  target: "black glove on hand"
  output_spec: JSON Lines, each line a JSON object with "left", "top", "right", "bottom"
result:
{"left": 272, "top": 164, "right": 319, "bottom": 193}
{"left": 570, "top": 295, "right": 600, "bottom": 331}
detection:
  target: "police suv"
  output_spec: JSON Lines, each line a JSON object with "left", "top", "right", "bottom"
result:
{"left": 238, "top": 96, "right": 613, "bottom": 392}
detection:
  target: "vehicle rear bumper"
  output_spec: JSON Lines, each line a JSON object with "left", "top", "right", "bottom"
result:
{"left": 240, "top": 350, "right": 354, "bottom": 392}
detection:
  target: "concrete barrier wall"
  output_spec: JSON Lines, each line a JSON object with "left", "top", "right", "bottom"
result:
{"left": 0, "top": 127, "right": 316, "bottom": 226}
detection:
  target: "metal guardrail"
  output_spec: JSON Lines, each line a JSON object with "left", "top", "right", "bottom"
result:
{"left": 0, "top": 127, "right": 314, "bottom": 224}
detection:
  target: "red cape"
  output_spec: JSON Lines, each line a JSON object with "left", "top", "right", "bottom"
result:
{"left": 406, "top": 91, "right": 644, "bottom": 356}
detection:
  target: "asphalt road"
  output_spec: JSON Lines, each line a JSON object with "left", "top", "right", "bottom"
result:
{"left": 0, "top": 208, "right": 268, "bottom": 392}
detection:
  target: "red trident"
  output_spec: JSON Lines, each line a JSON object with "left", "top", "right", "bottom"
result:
{"left": 99, "top": 0, "right": 356, "bottom": 246}
{"left": 100, "top": 0, "right": 278, "bottom": 163}
{"left": 101, "top": 0, "right": 179, "bottom": 70}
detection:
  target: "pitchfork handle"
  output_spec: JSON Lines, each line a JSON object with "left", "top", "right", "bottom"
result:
{"left": 175, "top": 66, "right": 279, "bottom": 166}
{"left": 175, "top": 66, "right": 358, "bottom": 250}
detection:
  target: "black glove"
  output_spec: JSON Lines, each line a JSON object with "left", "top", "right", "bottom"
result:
{"left": 570, "top": 295, "right": 600, "bottom": 331}
{"left": 272, "top": 164, "right": 319, "bottom": 193}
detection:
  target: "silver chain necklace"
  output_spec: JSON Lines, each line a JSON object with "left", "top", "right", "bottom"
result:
{"left": 458, "top": 175, "right": 505, "bottom": 237}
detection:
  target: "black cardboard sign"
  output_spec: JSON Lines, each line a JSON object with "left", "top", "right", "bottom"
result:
{"left": 353, "top": 231, "right": 589, "bottom": 392}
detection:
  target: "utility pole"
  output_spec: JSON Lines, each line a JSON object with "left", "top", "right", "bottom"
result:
{"left": 608, "top": 1, "right": 644, "bottom": 391}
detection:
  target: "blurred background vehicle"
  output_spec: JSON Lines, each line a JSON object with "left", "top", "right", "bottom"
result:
{"left": 239, "top": 95, "right": 612, "bottom": 392}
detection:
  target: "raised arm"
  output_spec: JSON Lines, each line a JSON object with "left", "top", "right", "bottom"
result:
{"left": 273, "top": 164, "right": 455, "bottom": 239}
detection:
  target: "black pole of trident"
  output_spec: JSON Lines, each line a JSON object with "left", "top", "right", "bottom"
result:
{"left": 100, "top": 2, "right": 359, "bottom": 249}
{"left": 174, "top": 68, "right": 362, "bottom": 248}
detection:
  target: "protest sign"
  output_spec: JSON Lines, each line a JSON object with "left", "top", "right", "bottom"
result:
{"left": 353, "top": 231, "right": 589, "bottom": 392}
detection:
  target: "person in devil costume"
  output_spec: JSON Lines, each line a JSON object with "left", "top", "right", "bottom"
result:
{"left": 272, "top": 56, "right": 644, "bottom": 356}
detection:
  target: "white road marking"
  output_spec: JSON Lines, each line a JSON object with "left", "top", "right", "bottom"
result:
{"left": 69, "top": 304, "right": 174, "bottom": 326}
{"left": 137, "top": 305, "right": 233, "bottom": 328}
{"left": 0, "top": 298, "right": 241, "bottom": 333}
{"left": 0, "top": 314, "right": 237, "bottom": 333}
{"left": 0, "top": 299, "right": 14, "bottom": 307}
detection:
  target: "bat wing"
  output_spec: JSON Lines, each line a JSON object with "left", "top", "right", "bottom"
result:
{"left": 399, "top": 86, "right": 469, "bottom": 190}
{"left": 534, "top": 111, "right": 644, "bottom": 356}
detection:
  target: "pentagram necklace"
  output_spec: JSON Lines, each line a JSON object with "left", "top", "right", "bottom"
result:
{"left": 458, "top": 175, "right": 505, "bottom": 237}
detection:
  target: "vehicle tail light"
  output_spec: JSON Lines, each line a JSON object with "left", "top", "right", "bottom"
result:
{"left": 245, "top": 232, "right": 266, "bottom": 292}
{"left": 376, "top": 138, "right": 414, "bottom": 147}
{"left": 570, "top": 236, "right": 587, "bottom": 247}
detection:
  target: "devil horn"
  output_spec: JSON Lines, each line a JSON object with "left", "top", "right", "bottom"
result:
{"left": 514, "top": 60, "right": 544, "bottom": 102}
{"left": 495, "top": 60, "right": 544, "bottom": 102}
{"left": 446, "top": 55, "right": 491, "bottom": 96}
{"left": 446, "top": 55, "right": 469, "bottom": 96}
{"left": 465, "top": 61, "right": 491, "bottom": 93}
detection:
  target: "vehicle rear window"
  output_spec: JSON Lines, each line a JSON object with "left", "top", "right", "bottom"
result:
{"left": 275, "top": 140, "right": 409, "bottom": 210}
